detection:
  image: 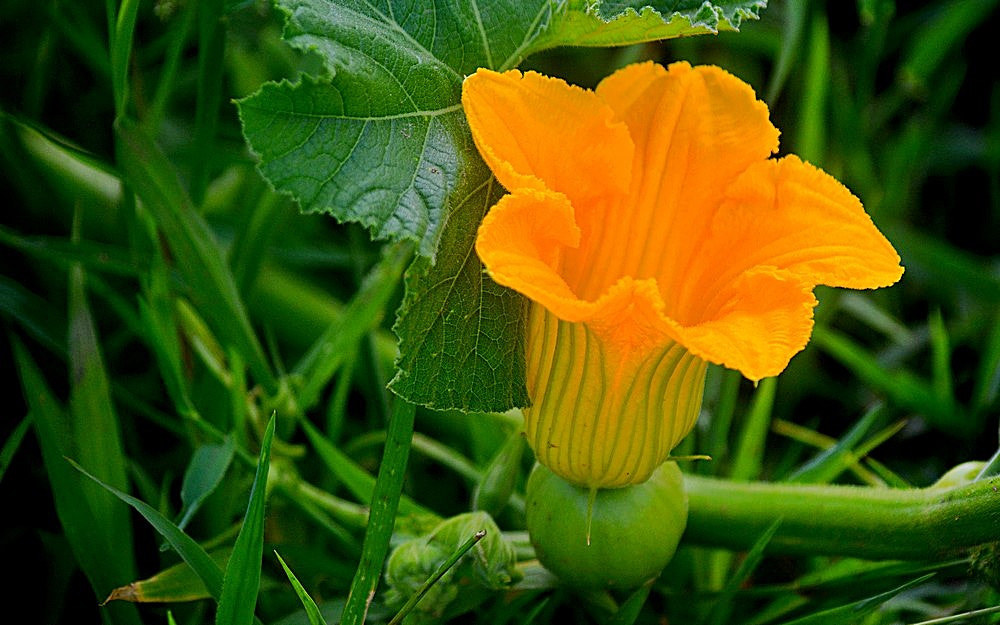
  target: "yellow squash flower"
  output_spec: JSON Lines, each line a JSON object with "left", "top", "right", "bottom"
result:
{"left": 463, "top": 62, "right": 903, "bottom": 489}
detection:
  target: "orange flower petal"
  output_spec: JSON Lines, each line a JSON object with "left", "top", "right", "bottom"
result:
{"left": 672, "top": 155, "right": 902, "bottom": 334}
{"left": 666, "top": 269, "right": 818, "bottom": 382}
{"left": 477, "top": 188, "right": 678, "bottom": 353}
{"left": 566, "top": 62, "right": 781, "bottom": 309}
{"left": 475, "top": 188, "right": 582, "bottom": 308}
{"left": 462, "top": 68, "right": 633, "bottom": 207}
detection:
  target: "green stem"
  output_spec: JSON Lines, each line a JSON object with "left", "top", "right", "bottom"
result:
{"left": 683, "top": 474, "right": 1000, "bottom": 560}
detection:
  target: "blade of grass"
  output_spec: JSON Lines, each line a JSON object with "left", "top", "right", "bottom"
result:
{"left": 701, "top": 367, "right": 741, "bottom": 476}
{"left": 299, "top": 417, "right": 434, "bottom": 518}
{"left": 779, "top": 573, "right": 935, "bottom": 625}
{"left": 0, "top": 274, "right": 67, "bottom": 355}
{"left": 908, "top": 605, "right": 1000, "bottom": 625}
{"left": 971, "top": 310, "right": 1000, "bottom": 418}
{"left": 104, "top": 549, "right": 232, "bottom": 604}
{"left": 230, "top": 189, "right": 288, "bottom": 296}
{"left": 145, "top": 0, "right": 196, "bottom": 132}
{"left": 794, "top": 8, "right": 829, "bottom": 163}
{"left": 704, "top": 520, "right": 782, "bottom": 625}
{"left": 0, "top": 227, "right": 141, "bottom": 279}
{"left": 109, "top": 0, "right": 141, "bottom": 118}
{"left": 275, "top": 551, "right": 328, "bottom": 625}
{"left": 114, "top": 118, "right": 276, "bottom": 393}
{"left": 927, "top": 309, "right": 953, "bottom": 401}
{"left": 607, "top": 580, "right": 654, "bottom": 625}
{"left": 812, "top": 326, "right": 967, "bottom": 435}
{"left": 293, "top": 243, "right": 409, "bottom": 413}
{"left": 0, "top": 414, "right": 31, "bottom": 485}
{"left": 765, "top": 0, "right": 807, "bottom": 105}
{"left": 15, "top": 338, "right": 142, "bottom": 625}
{"left": 730, "top": 377, "right": 777, "bottom": 481}
{"left": 138, "top": 265, "right": 199, "bottom": 419}
{"left": 177, "top": 438, "right": 236, "bottom": 530}
{"left": 898, "top": 0, "right": 998, "bottom": 94}
{"left": 773, "top": 418, "right": 888, "bottom": 486}
{"left": 68, "top": 458, "right": 225, "bottom": 600}
{"left": 45, "top": 3, "right": 110, "bottom": 82}
{"left": 886, "top": 225, "right": 1000, "bottom": 304}
{"left": 340, "top": 398, "right": 416, "bottom": 625}
{"left": 785, "top": 404, "right": 885, "bottom": 484}
{"left": 191, "top": 0, "right": 225, "bottom": 204}
{"left": 67, "top": 259, "right": 138, "bottom": 584}
{"left": 216, "top": 414, "right": 275, "bottom": 625}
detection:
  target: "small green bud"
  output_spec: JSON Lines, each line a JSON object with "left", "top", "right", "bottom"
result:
{"left": 472, "top": 430, "right": 525, "bottom": 516}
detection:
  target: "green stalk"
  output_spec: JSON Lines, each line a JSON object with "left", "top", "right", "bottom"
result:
{"left": 684, "top": 474, "right": 1000, "bottom": 560}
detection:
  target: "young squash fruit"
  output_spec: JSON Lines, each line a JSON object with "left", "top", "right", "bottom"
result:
{"left": 525, "top": 461, "right": 688, "bottom": 589}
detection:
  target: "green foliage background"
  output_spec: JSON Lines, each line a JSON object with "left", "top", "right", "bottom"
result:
{"left": 1, "top": 1, "right": 999, "bottom": 624}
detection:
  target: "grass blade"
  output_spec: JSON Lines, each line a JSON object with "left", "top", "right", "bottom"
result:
{"left": 114, "top": 117, "right": 276, "bottom": 393}
{"left": 341, "top": 398, "right": 416, "bottom": 625}
{"left": 275, "top": 551, "right": 328, "bottom": 625}
{"left": 299, "top": 417, "right": 433, "bottom": 519}
{"left": 68, "top": 458, "right": 225, "bottom": 599}
{"left": 104, "top": 549, "right": 232, "bottom": 604}
{"left": 15, "top": 338, "right": 141, "bottom": 625}
{"left": 178, "top": 437, "right": 236, "bottom": 530}
{"left": 607, "top": 579, "right": 654, "bottom": 625}
{"left": 704, "top": 520, "right": 782, "bottom": 625}
{"left": 731, "top": 377, "right": 777, "bottom": 481}
{"left": 216, "top": 414, "right": 276, "bottom": 625}
{"left": 191, "top": 0, "right": 225, "bottom": 204}
{"left": 0, "top": 414, "right": 32, "bottom": 485}
{"left": 779, "top": 573, "right": 935, "bottom": 625}
{"left": 786, "top": 404, "right": 885, "bottom": 484}
{"left": 293, "top": 243, "right": 409, "bottom": 412}
{"left": 68, "top": 263, "right": 137, "bottom": 583}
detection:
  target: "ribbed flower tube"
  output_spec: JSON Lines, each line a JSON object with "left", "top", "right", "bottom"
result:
{"left": 526, "top": 306, "right": 707, "bottom": 488}
{"left": 463, "top": 62, "right": 903, "bottom": 490}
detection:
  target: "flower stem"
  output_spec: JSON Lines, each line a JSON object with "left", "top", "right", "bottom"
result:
{"left": 683, "top": 474, "right": 1000, "bottom": 560}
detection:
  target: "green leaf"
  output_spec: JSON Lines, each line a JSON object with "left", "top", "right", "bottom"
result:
{"left": 531, "top": 0, "right": 767, "bottom": 50}
{"left": 705, "top": 519, "right": 781, "bottom": 625}
{"left": 389, "top": 171, "right": 530, "bottom": 411}
{"left": 607, "top": 580, "right": 653, "bottom": 625}
{"left": 0, "top": 414, "right": 31, "bottom": 485}
{"left": 299, "top": 417, "right": 435, "bottom": 519}
{"left": 236, "top": 1, "right": 554, "bottom": 257}
{"left": 216, "top": 415, "right": 275, "bottom": 625}
{"left": 177, "top": 438, "right": 236, "bottom": 530}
